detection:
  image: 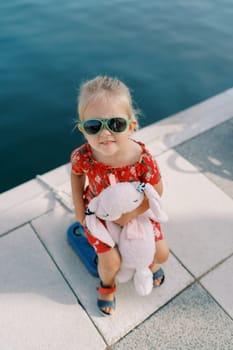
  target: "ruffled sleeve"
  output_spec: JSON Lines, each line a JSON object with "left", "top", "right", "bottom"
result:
{"left": 70, "top": 143, "right": 89, "bottom": 175}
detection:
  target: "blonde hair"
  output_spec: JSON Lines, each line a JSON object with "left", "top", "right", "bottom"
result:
{"left": 77, "top": 76, "right": 139, "bottom": 128}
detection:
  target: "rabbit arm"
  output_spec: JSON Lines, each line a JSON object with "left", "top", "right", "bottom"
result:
{"left": 85, "top": 215, "right": 115, "bottom": 248}
{"left": 106, "top": 222, "right": 121, "bottom": 244}
{"left": 144, "top": 184, "right": 168, "bottom": 222}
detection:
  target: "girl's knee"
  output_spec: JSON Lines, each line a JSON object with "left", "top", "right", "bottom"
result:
{"left": 98, "top": 247, "right": 121, "bottom": 272}
{"left": 97, "top": 248, "right": 121, "bottom": 285}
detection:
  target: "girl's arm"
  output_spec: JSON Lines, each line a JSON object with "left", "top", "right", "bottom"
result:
{"left": 153, "top": 177, "right": 163, "bottom": 196}
{"left": 70, "top": 172, "right": 86, "bottom": 225}
{"left": 114, "top": 178, "right": 163, "bottom": 226}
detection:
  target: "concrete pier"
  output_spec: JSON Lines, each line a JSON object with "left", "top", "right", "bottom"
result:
{"left": 1, "top": 89, "right": 233, "bottom": 349}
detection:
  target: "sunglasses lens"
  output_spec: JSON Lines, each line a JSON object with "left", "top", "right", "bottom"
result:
{"left": 83, "top": 120, "right": 102, "bottom": 135}
{"left": 107, "top": 118, "right": 128, "bottom": 132}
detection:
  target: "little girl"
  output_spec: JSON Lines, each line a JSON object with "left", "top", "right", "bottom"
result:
{"left": 71, "top": 76, "right": 169, "bottom": 315}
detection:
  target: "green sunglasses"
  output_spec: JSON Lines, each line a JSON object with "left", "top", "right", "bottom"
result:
{"left": 79, "top": 117, "right": 132, "bottom": 135}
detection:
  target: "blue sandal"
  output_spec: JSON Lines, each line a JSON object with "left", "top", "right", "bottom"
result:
{"left": 97, "top": 282, "right": 116, "bottom": 316}
{"left": 153, "top": 267, "right": 165, "bottom": 286}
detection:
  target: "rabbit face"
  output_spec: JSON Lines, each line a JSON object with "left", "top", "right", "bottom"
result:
{"left": 88, "top": 182, "right": 144, "bottom": 221}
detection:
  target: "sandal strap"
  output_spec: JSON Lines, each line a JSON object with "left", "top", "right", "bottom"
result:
{"left": 97, "top": 283, "right": 116, "bottom": 294}
{"left": 97, "top": 297, "right": 116, "bottom": 316}
{"left": 98, "top": 298, "right": 116, "bottom": 309}
{"left": 153, "top": 268, "right": 165, "bottom": 285}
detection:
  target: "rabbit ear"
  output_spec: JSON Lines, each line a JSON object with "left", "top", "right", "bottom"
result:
{"left": 106, "top": 222, "right": 121, "bottom": 245}
{"left": 144, "top": 184, "right": 168, "bottom": 223}
{"left": 85, "top": 215, "right": 115, "bottom": 248}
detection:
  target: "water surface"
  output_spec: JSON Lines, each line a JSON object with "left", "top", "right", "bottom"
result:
{"left": 1, "top": 0, "right": 233, "bottom": 191}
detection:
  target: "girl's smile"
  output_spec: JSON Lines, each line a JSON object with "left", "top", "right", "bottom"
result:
{"left": 99, "top": 139, "right": 116, "bottom": 146}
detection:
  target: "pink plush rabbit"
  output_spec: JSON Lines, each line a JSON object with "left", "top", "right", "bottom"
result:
{"left": 85, "top": 175, "right": 168, "bottom": 296}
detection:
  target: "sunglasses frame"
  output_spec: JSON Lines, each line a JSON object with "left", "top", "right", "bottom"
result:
{"left": 78, "top": 117, "right": 132, "bottom": 135}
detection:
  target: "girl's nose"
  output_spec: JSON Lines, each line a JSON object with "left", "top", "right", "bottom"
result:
{"left": 99, "top": 125, "right": 112, "bottom": 135}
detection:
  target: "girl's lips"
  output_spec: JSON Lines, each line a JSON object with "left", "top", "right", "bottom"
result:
{"left": 100, "top": 140, "right": 115, "bottom": 145}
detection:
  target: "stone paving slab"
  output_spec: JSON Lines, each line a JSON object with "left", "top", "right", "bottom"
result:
{"left": 0, "top": 191, "right": 60, "bottom": 235}
{"left": 135, "top": 87, "right": 233, "bottom": 155}
{"left": 32, "top": 205, "right": 193, "bottom": 345}
{"left": 156, "top": 149, "right": 233, "bottom": 278}
{"left": 0, "top": 177, "right": 73, "bottom": 236}
{"left": 0, "top": 163, "right": 70, "bottom": 214}
{"left": 200, "top": 255, "right": 233, "bottom": 319}
{"left": 0, "top": 225, "right": 106, "bottom": 350}
{"left": 112, "top": 283, "right": 233, "bottom": 350}
{"left": 175, "top": 117, "right": 233, "bottom": 199}
{"left": 0, "top": 179, "right": 42, "bottom": 213}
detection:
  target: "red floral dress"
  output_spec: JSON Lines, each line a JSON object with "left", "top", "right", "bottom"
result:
{"left": 71, "top": 140, "right": 164, "bottom": 253}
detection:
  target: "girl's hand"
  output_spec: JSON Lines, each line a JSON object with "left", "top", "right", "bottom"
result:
{"left": 114, "top": 195, "right": 149, "bottom": 226}
{"left": 81, "top": 218, "right": 86, "bottom": 228}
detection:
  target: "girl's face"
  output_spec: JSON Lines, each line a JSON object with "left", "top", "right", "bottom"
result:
{"left": 78, "top": 96, "right": 137, "bottom": 160}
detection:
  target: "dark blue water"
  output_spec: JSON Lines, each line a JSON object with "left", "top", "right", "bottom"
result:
{"left": 1, "top": 0, "right": 233, "bottom": 192}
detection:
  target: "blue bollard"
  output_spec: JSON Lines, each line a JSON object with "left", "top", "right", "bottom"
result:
{"left": 67, "top": 221, "right": 99, "bottom": 277}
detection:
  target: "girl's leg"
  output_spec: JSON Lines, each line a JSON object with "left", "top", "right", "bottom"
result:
{"left": 97, "top": 247, "right": 121, "bottom": 314}
{"left": 150, "top": 239, "right": 169, "bottom": 286}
